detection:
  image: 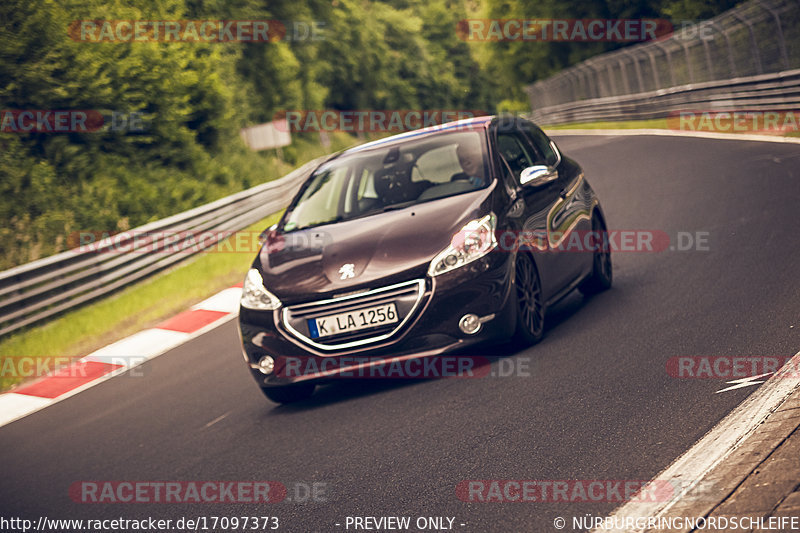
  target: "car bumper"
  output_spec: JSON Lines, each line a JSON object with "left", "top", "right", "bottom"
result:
{"left": 238, "top": 251, "right": 517, "bottom": 387}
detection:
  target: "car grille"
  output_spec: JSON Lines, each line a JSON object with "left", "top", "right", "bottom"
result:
{"left": 281, "top": 279, "right": 426, "bottom": 351}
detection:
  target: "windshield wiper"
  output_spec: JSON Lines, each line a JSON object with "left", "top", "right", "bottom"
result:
{"left": 290, "top": 215, "right": 344, "bottom": 232}
{"left": 381, "top": 201, "right": 416, "bottom": 212}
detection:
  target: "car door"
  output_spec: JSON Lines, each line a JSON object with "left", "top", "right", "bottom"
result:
{"left": 518, "top": 120, "right": 595, "bottom": 289}
{"left": 493, "top": 123, "right": 572, "bottom": 300}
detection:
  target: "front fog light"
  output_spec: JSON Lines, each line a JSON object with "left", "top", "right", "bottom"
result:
{"left": 459, "top": 314, "right": 482, "bottom": 335}
{"left": 257, "top": 355, "right": 275, "bottom": 375}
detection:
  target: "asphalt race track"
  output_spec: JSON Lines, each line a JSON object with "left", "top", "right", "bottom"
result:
{"left": 2, "top": 134, "right": 799, "bottom": 532}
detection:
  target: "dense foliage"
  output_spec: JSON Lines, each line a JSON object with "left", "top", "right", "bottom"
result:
{"left": 0, "top": 0, "right": 739, "bottom": 269}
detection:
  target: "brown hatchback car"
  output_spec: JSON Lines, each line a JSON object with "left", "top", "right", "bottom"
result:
{"left": 238, "top": 115, "right": 611, "bottom": 403}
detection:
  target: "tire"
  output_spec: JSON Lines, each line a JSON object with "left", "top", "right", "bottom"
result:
{"left": 260, "top": 383, "right": 315, "bottom": 404}
{"left": 512, "top": 252, "right": 545, "bottom": 346}
{"left": 579, "top": 215, "right": 613, "bottom": 296}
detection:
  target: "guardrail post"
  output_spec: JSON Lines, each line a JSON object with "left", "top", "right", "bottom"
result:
{"left": 644, "top": 45, "right": 661, "bottom": 90}
{"left": 537, "top": 81, "right": 549, "bottom": 109}
{"left": 679, "top": 39, "right": 695, "bottom": 83}
{"left": 627, "top": 50, "right": 646, "bottom": 93}
{"left": 553, "top": 77, "right": 566, "bottom": 106}
{"left": 564, "top": 73, "right": 576, "bottom": 105}
{"left": 758, "top": 0, "right": 790, "bottom": 70}
{"left": 597, "top": 61, "right": 608, "bottom": 98}
{"left": 577, "top": 64, "right": 590, "bottom": 100}
{"left": 552, "top": 77, "right": 564, "bottom": 107}
{"left": 700, "top": 23, "right": 715, "bottom": 81}
{"left": 594, "top": 62, "right": 606, "bottom": 98}
{"left": 653, "top": 41, "right": 677, "bottom": 87}
{"left": 564, "top": 69, "right": 580, "bottom": 103}
{"left": 557, "top": 74, "right": 571, "bottom": 106}
{"left": 732, "top": 12, "right": 763, "bottom": 74}
{"left": 617, "top": 57, "right": 631, "bottom": 94}
{"left": 709, "top": 20, "right": 737, "bottom": 78}
{"left": 606, "top": 63, "right": 618, "bottom": 96}
{"left": 583, "top": 62, "right": 597, "bottom": 99}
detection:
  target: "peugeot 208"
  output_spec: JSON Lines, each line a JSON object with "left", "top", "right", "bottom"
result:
{"left": 238, "top": 115, "right": 611, "bottom": 403}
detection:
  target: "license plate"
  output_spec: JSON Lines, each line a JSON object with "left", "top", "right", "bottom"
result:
{"left": 308, "top": 303, "right": 398, "bottom": 339}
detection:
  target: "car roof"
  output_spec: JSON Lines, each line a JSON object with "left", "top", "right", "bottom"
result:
{"left": 345, "top": 115, "right": 495, "bottom": 154}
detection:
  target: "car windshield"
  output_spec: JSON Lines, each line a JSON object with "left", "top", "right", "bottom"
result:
{"left": 281, "top": 130, "right": 489, "bottom": 232}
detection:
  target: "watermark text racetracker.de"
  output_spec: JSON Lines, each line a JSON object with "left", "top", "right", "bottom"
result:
{"left": 668, "top": 110, "right": 800, "bottom": 134}
{"left": 456, "top": 18, "right": 672, "bottom": 42}
{"left": 71, "top": 229, "right": 711, "bottom": 255}
{"left": 69, "top": 20, "right": 325, "bottom": 42}
{"left": 71, "top": 230, "right": 277, "bottom": 254}
{"left": 456, "top": 479, "right": 717, "bottom": 503}
{"left": 1, "top": 110, "right": 146, "bottom": 133}
{"left": 69, "top": 480, "right": 328, "bottom": 504}
{"left": 667, "top": 356, "right": 800, "bottom": 379}
{"left": 492, "top": 229, "right": 709, "bottom": 253}
{"left": 274, "top": 110, "right": 486, "bottom": 133}
{"left": 276, "top": 355, "right": 532, "bottom": 380}
{"left": 1, "top": 355, "right": 147, "bottom": 379}
{"left": 0, "top": 516, "right": 280, "bottom": 532}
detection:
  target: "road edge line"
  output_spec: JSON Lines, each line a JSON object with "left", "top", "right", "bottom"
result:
{"left": 592, "top": 350, "right": 800, "bottom": 533}
{"left": 0, "top": 289, "right": 240, "bottom": 429}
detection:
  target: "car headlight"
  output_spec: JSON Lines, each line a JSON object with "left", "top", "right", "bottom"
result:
{"left": 428, "top": 213, "right": 498, "bottom": 277}
{"left": 241, "top": 268, "right": 282, "bottom": 310}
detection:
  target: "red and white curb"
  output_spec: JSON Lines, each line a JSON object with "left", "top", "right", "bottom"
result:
{"left": 0, "top": 284, "right": 243, "bottom": 429}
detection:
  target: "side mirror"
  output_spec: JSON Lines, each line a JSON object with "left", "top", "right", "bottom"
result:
{"left": 258, "top": 224, "right": 278, "bottom": 246}
{"left": 520, "top": 165, "right": 558, "bottom": 187}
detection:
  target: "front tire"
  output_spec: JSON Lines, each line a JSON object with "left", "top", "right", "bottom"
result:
{"left": 512, "top": 252, "right": 545, "bottom": 346}
{"left": 579, "top": 215, "right": 613, "bottom": 296}
{"left": 260, "top": 383, "right": 315, "bottom": 404}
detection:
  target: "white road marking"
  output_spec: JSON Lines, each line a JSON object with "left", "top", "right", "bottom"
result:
{"left": 715, "top": 372, "right": 773, "bottom": 394}
{"left": 191, "top": 288, "right": 242, "bottom": 314}
{"left": 203, "top": 411, "right": 231, "bottom": 428}
{"left": 0, "top": 287, "right": 240, "bottom": 430}
{"left": 0, "top": 393, "right": 52, "bottom": 427}
{"left": 83, "top": 329, "right": 190, "bottom": 364}
{"left": 593, "top": 350, "right": 800, "bottom": 533}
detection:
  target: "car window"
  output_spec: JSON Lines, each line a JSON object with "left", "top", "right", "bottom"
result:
{"left": 496, "top": 132, "right": 535, "bottom": 182}
{"left": 343, "top": 169, "right": 359, "bottom": 213}
{"left": 283, "top": 165, "right": 350, "bottom": 231}
{"left": 412, "top": 145, "right": 459, "bottom": 184}
{"left": 357, "top": 168, "right": 377, "bottom": 200}
{"left": 281, "top": 130, "right": 489, "bottom": 232}
{"left": 518, "top": 120, "right": 558, "bottom": 166}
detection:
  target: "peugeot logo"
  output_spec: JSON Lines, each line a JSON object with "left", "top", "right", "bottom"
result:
{"left": 338, "top": 263, "right": 356, "bottom": 280}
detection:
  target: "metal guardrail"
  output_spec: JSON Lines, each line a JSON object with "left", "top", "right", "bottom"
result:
{"left": 526, "top": 0, "right": 800, "bottom": 124}
{"left": 531, "top": 68, "right": 800, "bottom": 124}
{"left": 0, "top": 157, "right": 325, "bottom": 338}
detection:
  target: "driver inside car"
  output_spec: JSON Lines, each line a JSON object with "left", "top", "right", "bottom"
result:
{"left": 451, "top": 143, "right": 485, "bottom": 187}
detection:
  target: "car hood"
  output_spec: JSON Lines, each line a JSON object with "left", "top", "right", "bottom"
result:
{"left": 258, "top": 187, "right": 493, "bottom": 301}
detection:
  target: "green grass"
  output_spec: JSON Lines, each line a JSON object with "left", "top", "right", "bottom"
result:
{"left": 0, "top": 212, "right": 282, "bottom": 391}
{"left": 544, "top": 118, "right": 799, "bottom": 138}
{"left": 544, "top": 119, "right": 670, "bottom": 130}
{"left": 0, "top": 130, "right": 413, "bottom": 392}
{"left": 0, "top": 130, "right": 369, "bottom": 391}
